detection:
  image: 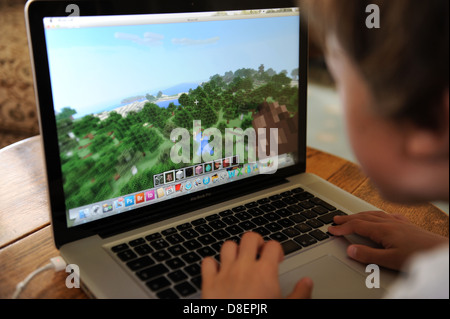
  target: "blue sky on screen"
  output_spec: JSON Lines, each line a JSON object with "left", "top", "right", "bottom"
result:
{"left": 45, "top": 15, "right": 299, "bottom": 118}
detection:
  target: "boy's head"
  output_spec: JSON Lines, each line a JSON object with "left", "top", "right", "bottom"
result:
{"left": 303, "top": 0, "right": 449, "bottom": 203}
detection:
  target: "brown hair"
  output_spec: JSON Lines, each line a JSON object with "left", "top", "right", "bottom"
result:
{"left": 302, "top": 0, "right": 449, "bottom": 130}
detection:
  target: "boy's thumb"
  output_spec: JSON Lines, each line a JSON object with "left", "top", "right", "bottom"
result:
{"left": 286, "top": 277, "right": 314, "bottom": 299}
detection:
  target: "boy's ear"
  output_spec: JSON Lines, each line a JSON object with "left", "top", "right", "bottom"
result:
{"left": 405, "top": 89, "right": 449, "bottom": 159}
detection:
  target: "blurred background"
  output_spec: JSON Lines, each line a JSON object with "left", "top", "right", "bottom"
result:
{"left": 0, "top": 0, "right": 447, "bottom": 213}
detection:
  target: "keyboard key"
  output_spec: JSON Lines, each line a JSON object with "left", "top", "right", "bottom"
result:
{"left": 281, "top": 240, "right": 302, "bottom": 255}
{"left": 212, "top": 229, "right": 230, "bottom": 240}
{"left": 271, "top": 200, "right": 287, "bottom": 209}
{"left": 166, "top": 257, "right": 186, "bottom": 270}
{"left": 197, "top": 246, "right": 216, "bottom": 258}
{"left": 134, "top": 243, "right": 154, "bottom": 256}
{"left": 239, "top": 220, "right": 256, "bottom": 231}
{"left": 310, "top": 198, "right": 336, "bottom": 211}
{"left": 247, "top": 207, "right": 264, "bottom": 216}
{"left": 112, "top": 243, "right": 129, "bottom": 253}
{"left": 126, "top": 256, "right": 154, "bottom": 271}
{"left": 294, "top": 234, "right": 318, "bottom": 247}
{"left": 197, "top": 234, "right": 216, "bottom": 245}
{"left": 182, "top": 239, "right": 202, "bottom": 251}
{"left": 251, "top": 216, "right": 269, "bottom": 226}
{"left": 232, "top": 205, "right": 246, "bottom": 213}
{"left": 161, "top": 227, "right": 177, "bottom": 236}
{"left": 289, "top": 214, "right": 306, "bottom": 223}
{"left": 191, "top": 276, "right": 202, "bottom": 289}
{"left": 293, "top": 192, "right": 314, "bottom": 201}
{"left": 157, "top": 288, "right": 179, "bottom": 299}
{"left": 244, "top": 201, "right": 258, "bottom": 208}
{"left": 152, "top": 250, "right": 171, "bottom": 262}
{"left": 168, "top": 270, "right": 188, "bottom": 283}
{"left": 294, "top": 223, "right": 313, "bottom": 233}
{"left": 287, "top": 204, "right": 303, "bottom": 213}
{"left": 180, "top": 229, "right": 199, "bottom": 240}
{"left": 191, "top": 218, "right": 206, "bottom": 226}
{"left": 145, "top": 233, "right": 162, "bottom": 241}
{"left": 225, "top": 225, "right": 244, "bottom": 235}
{"left": 146, "top": 276, "right": 171, "bottom": 292}
{"left": 299, "top": 201, "right": 315, "bottom": 209}
{"left": 129, "top": 238, "right": 145, "bottom": 247}
{"left": 269, "top": 194, "right": 282, "bottom": 201}
{"left": 309, "top": 229, "right": 330, "bottom": 241}
{"left": 149, "top": 238, "right": 169, "bottom": 250}
{"left": 282, "top": 227, "right": 301, "bottom": 238}
{"left": 219, "top": 209, "right": 233, "bottom": 217}
{"left": 117, "top": 249, "right": 137, "bottom": 262}
{"left": 312, "top": 206, "right": 329, "bottom": 215}
{"left": 175, "top": 282, "right": 197, "bottom": 297}
{"left": 266, "top": 222, "right": 282, "bottom": 232}
{"left": 270, "top": 232, "right": 288, "bottom": 242}
{"left": 277, "top": 218, "right": 295, "bottom": 228}
{"left": 209, "top": 220, "right": 227, "bottom": 230}
{"left": 211, "top": 241, "right": 224, "bottom": 253}
{"left": 168, "top": 244, "right": 187, "bottom": 256}
{"left": 136, "top": 264, "right": 169, "bottom": 281}
{"left": 301, "top": 210, "right": 318, "bottom": 219}
{"left": 181, "top": 252, "right": 201, "bottom": 264}
{"left": 166, "top": 233, "right": 185, "bottom": 245}
{"left": 264, "top": 212, "right": 281, "bottom": 221}
{"left": 260, "top": 204, "right": 276, "bottom": 212}
{"left": 257, "top": 198, "right": 270, "bottom": 204}
{"left": 222, "top": 215, "right": 240, "bottom": 225}
{"left": 195, "top": 224, "right": 213, "bottom": 234}
{"left": 276, "top": 208, "right": 292, "bottom": 217}
{"left": 306, "top": 219, "right": 324, "bottom": 229}
{"left": 282, "top": 196, "right": 298, "bottom": 205}
{"left": 235, "top": 211, "right": 252, "bottom": 221}
{"left": 184, "top": 263, "right": 201, "bottom": 276}
{"left": 280, "top": 190, "right": 293, "bottom": 197}
{"left": 205, "top": 214, "right": 220, "bottom": 221}
{"left": 177, "top": 223, "right": 192, "bottom": 231}
{"left": 253, "top": 226, "right": 270, "bottom": 237}
{"left": 291, "top": 187, "right": 304, "bottom": 193}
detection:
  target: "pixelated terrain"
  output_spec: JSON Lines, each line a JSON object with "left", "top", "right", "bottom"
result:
{"left": 56, "top": 66, "right": 299, "bottom": 210}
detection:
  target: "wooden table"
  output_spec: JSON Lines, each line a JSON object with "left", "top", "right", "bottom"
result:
{"left": 0, "top": 136, "right": 448, "bottom": 299}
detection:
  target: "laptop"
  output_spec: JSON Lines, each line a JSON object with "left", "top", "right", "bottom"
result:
{"left": 25, "top": 0, "right": 397, "bottom": 299}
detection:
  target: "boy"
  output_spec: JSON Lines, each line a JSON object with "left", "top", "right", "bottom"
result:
{"left": 201, "top": 0, "right": 449, "bottom": 299}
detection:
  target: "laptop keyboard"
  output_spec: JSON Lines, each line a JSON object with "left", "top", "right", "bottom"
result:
{"left": 110, "top": 187, "right": 347, "bottom": 299}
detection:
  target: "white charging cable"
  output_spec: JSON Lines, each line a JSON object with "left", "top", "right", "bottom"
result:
{"left": 12, "top": 256, "right": 67, "bottom": 299}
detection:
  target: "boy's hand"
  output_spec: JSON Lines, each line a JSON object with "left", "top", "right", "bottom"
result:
{"left": 201, "top": 232, "right": 313, "bottom": 299}
{"left": 329, "top": 211, "right": 449, "bottom": 271}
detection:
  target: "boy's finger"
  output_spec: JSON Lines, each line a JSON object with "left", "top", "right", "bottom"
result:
{"left": 333, "top": 211, "right": 388, "bottom": 225}
{"left": 347, "top": 245, "right": 402, "bottom": 270}
{"left": 328, "top": 219, "right": 386, "bottom": 243}
{"left": 219, "top": 240, "right": 238, "bottom": 269}
{"left": 286, "top": 277, "right": 313, "bottom": 299}
{"left": 201, "top": 257, "right": 219, "bottom": 287}
{"left": 238, "top": 232, "right": 265, "bottom": 262}
{"left": 259, "top": 240, "right": 284, "bottom": 266}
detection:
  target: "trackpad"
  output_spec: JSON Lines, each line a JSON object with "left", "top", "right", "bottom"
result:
{"left": 279, "top": 255, "right": 385, "bottom": 299}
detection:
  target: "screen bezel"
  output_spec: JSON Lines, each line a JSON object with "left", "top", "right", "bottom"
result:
{"left": 26, "top": 0, "right": 308, "bottom": 248}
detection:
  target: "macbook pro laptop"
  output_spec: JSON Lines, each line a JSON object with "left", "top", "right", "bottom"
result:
{"left": 25, "top": 0, "right": 397, "bottom": 299}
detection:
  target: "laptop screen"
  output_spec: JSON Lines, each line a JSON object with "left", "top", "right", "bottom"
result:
{"left": 42, "top": 8, "right": 301, "bottom": 228}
